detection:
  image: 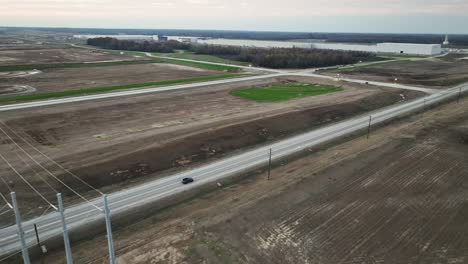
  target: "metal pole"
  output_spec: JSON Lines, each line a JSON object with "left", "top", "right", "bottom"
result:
{"left": 57, "top": 193, "right": 73, "bottom": 264}
{"left": 267, "top": 148, "right": 272, "bottom": 181}
{"left": 11, "top": 192, "right": 31, "bottom": 264}
{"left": 33, "top": 224, "right": 41, "bottom": 250}
{"left": 458, "top": 87, "right": 462, "bottom": 103}
{"left": 367, "top": 116, "right": 372, "bottom": 140}
{"left": 103, "top": 195, "right": 116, "bottom": 264}
{"left": 34, "top": 224, "right": 46, "bottom": 264}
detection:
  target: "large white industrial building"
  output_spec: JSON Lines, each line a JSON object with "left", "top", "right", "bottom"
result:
{"left": 197, "top": 38, "right": 442, "bottom": 56}
{"left": 375, "top": 43, "right": 442, "bottom": 55}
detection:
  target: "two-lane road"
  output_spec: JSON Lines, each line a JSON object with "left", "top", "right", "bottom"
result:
{"left": 0, "top": 81, "right": 466, "bottom": 257}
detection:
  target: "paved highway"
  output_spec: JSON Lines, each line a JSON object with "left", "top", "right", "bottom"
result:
{"left": 0, "top": 73, "right": 284, "bottom": 112}
{"left": 0, "top": 80, "right": 466, "bottom": 257}
{"left": 0, "top": 70, "right": 439, "bottom": 113}
{"left": 292, "top": 72, "right": 441, "bottom": 94}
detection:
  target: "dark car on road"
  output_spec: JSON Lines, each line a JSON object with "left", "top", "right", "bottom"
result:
{"left": 182, "top": 177, "right": 194, "bottom": 184}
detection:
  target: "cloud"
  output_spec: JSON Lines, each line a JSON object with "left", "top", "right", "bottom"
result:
{"left": 0, "top": 0, "right": 466, "bottom": 33}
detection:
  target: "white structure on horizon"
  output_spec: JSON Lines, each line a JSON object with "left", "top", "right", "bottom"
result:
{"left": 198, "top": 38, "right": 442, "bottom": 56}
{"left": 166, "top": 36, "right": 200, "bottom": 43}
{"left": 443, "top": 35, "right": 450, "bottom": 45}
{"left": 72, "top": 34, "right": 443, "bottom": 56}
{"left": 376, "top": 43, "right": 442, "bottom": 56}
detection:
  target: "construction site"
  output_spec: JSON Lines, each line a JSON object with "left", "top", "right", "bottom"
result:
{"left": 0, "top": 30, "right": 468, "bottom": 264}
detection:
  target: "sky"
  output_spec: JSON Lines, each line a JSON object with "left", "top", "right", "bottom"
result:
{"left": 1, "top": 0, "right": 467, "bottom": 34}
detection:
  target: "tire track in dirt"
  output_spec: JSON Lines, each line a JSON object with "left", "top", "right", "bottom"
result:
{"left": 252, "top": 133, "right": 468, "bottom": 264}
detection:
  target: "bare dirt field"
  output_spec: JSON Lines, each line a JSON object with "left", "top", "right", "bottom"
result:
{"left": 0, "top": 63, "right": 225, "bottom": 94}
{"left": 0, "top": 76, "right": 423, "bottom": 225}
{"left": 0, "top": 47, "right": 143, "bottom": 65}
{"left": 327, "top": 57, "right": 468, "bottom": 87}
{"left": 35, "top": 95, "right": 468, "bottom": 264}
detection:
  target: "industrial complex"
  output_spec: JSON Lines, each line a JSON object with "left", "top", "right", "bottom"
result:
{"left": 197, "top": 38, "right": 444, "bottom": 55}
{"left": 74, "top": 34, "right": 445, "bottom": 55}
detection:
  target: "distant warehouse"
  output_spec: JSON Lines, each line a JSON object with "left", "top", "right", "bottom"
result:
{"left": 376, "top": 43, "right": 442, "bottom": 56}
{"left": 198, "top": 38, "right": 443, "bottom": 56}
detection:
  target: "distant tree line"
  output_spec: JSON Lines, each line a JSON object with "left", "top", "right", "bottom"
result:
{"left": 87, "top": 37, "right": 377, "bottom": 68}
{"left": 87, "top": 37, "right": 190, "bottom": 53}
{"left": 189, "top": 44, "right": 376, "bottom": 68}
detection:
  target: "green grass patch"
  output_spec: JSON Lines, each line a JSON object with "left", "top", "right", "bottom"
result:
{"left": 0, "top": 59, "right": 162, "bottom": 72}
{"left": 0, "top": 73, "right": 242, "bottom": 103}
{"left": 231, "top": 83, "right": 342, "bottom": 102}
{"left": 162, "top": 51, "right": 249, "bottom": 66}
{"left": 158, "top": 57, "right": 240, "bottom": 71}
{"left": 121, "top": 51, "right": 148, "bottom": 57}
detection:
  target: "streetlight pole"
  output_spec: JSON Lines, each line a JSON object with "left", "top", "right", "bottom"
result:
{"left": 367, "top": 116, "right": 372, "bottom": 139}
{"left": 57, "top": 193, "right": 73, "bottom": 264}
{"left": 458, "top": 87, "right": 462, "bottom": 103}
{"left": 103, "top": 195, "right": 116, "bottom": 264}
{"left": 11, "top": 192, "right": 31, "bottom": 264}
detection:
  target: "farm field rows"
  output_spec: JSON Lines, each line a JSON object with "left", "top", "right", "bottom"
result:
{"left": 37, "top": 84, "right": 468, "bottom": 264}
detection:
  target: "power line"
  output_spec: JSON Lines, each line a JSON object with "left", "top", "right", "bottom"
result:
{"left": 0, "top": 125, "right": 102, "bottom": 212}
{"left": 0, "top": 170, "right": 13, "bottom": 193}
{"left": 0, "top": 122, "right": 103, "bottom": 195}
{"left": 0, "top": 190, "right": 12, "bottom": 209}
{"left": 7, "top": 141, "right": 60, "bottom": 194}
{"left": 0, "top": 153, "right": 57, "bottom": 210}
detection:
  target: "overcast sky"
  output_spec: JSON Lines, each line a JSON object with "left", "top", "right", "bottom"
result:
{"left": 1, "top": 0, "right": 467, "bottom": 34}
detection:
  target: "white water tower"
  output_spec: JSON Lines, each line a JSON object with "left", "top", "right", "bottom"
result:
{"left": 443, "top": 35, "right": 450, "bottom": 45}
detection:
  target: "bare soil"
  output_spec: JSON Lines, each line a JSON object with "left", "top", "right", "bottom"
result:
{"left": 0, "top": 63, "right": 224, "bottom": 94}
{"left": 330, "top": 58, "right": 468, "bottom": 87}
{"left": 0, "top": 76, "right": 422, "bottom": 224}
{"left": 0, "top": 48, "right": 142, "bottom": 65}
{"left": 36, "top": 96, "right": 468, "bottom": 264}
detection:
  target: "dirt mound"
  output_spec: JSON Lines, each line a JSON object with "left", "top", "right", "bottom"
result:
{"left": 0, "top": 70, "right": 41, "bottom": 78}
{"left": 0, "top": 84, "right": 36, "bottom": 96}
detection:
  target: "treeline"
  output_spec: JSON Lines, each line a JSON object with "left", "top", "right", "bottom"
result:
{"left": 87, "top": 37, "right": 376, "bottom": 68}
{"left": 87, "top": 37, "right": 189, "bottom": 53}
{"left": 189, "top": 45, "right": 375, "bottom": 68}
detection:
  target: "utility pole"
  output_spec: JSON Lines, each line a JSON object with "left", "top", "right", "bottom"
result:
{"left": 367, "top": 116, "right": 372, "bottom": 140}
{"left": 57, "top": 193, "right": 73, "bottom": 264}
{"left": 34, "top": 224, "right": 46, "bottom": 264}
{"left": 11, "top": 192, "right": 31, "bottom": 264}
{"left": 267, "top": 148, "right": 272, "bottom": 180}
{"left": 458, "top": 87, "right": 462, "bottom": 103}
{"left": 103, "top": 195, "right": 116, "bottom": 264}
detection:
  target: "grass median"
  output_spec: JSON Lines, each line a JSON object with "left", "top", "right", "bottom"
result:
{"left": 0, "top": 60, "right": 164, "bottom": 72}
{"left": 157, "top": 51, "right": 249, "bottom": 66}
{"left": 231, "top": 83, "right": 342, "bottom": 102}
{"left": 158, "top": 58, "right": 240, "bottom": 71}
{"left": 0, "top": 73, "right": 242, "bottom": 103}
